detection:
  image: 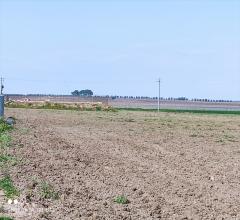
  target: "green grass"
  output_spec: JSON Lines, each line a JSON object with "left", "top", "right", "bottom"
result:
{"left": 0, "top": 120, "right": 13, "bottom": 149}
{"left": 117, "top": 108, "right": 240, "bottom": 115}
{"left": 0, "top": 120, "right": 17, "bottom": 201}
{"left": 0, "top": 176, "right": 19, "bottom": 199}
{"left": 114, "top": 195, "right": 129, "bottom": 204}
{"left": 0, "top": 217, "right": 14, "bottom": 220}
{"left": 0, "top": 155, "right": 17, "bottom": 167}
{"left": 0, "top": 134, "right": 11, "bottom": 149}
{"left": 0, "top": 121, "right": 12, "bottom": 133}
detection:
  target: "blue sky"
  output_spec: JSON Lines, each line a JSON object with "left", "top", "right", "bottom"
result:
{"left": 0, "top": 0, "right": 239, "bottom": 100}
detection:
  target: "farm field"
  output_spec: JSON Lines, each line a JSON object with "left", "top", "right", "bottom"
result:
{"left": 6, "top": 95, "right": 240, "bottom": 111}
{"left": 110, "top": 99, "right": 240, "bottom": 111}
{"left": 1, "top": 108, "right": 240, "bottom": 219}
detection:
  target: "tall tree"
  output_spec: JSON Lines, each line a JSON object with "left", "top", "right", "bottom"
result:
{"left": 79, "top": 89, "right": 93, "bottom": 96}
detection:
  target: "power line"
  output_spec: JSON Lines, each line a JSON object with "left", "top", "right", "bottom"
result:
{"left": 5, "top": 77, "right": 156, "bottom": 85}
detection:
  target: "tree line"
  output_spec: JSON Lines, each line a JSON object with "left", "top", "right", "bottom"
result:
{"left": 5, "top": 92, "right": 235, "bottom": 103}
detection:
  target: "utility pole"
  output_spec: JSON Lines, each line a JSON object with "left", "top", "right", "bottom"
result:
{"left": 157, "top": 78, "right": 161, "bottom": 112}
{"left": 0, "top": 77, "right": 4, "bottom": 95}
{"left": 0, "top": 77, "right": 4, "bottom": 117}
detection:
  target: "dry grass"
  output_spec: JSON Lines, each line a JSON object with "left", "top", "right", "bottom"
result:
{"left": 5, "top": 100, "right": 115, "bottom": 112}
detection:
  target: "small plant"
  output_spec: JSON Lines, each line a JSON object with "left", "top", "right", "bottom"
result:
{"left": 114, "top": 195, "right": 129, "bottom": 204}
{"left": 0, "top": 176, "right": 19, "bottom": 199}
{"left": 40, "top": 182, "right": 59, "bottom": 200}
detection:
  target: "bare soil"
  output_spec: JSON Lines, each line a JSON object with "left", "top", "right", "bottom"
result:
{"left": 1, "top": 108, "right": 240, "bottom": 219}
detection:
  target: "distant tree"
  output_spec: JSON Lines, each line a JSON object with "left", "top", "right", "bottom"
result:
{"left": 71, "top": 90, "right": 80, "bottom": 96}
{"left": 71, "top": 89, "right": 93, "bottom": 96}
{"left": 79, "top": 89, "right": 93, "bottom": 96}
{"left": 176, "top": 97, "right": 188, "bottom": 101}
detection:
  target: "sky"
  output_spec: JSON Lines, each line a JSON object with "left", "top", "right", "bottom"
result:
{"left": 0, "top": 0, "right": 240, "bottom": 100}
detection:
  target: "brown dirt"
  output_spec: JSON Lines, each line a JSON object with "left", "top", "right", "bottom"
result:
{"left": 1, "top": 108, "right": 240, "bottom": 219}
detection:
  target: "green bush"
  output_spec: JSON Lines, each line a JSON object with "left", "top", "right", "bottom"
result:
{"left": 96, "top": 106, "right": 102, "bottom": 111}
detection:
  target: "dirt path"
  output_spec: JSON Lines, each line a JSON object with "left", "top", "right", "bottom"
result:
{"left": 2, "top": 108, "right": 240, "bottom": 219}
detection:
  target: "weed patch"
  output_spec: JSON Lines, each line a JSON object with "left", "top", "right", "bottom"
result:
{"left": 0, "top": 176, "right": 19, "bottom": 199}
{"left": 40, "top": 182, "right": 59, "bottom": 200}
{"left": 0, "top": 134, "right": 11, "bottom": 149}
{"left": 0, "top": 121, "right": 12, "bottom": 134}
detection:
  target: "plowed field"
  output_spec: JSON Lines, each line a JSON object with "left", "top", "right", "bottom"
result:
{"left": 2, "top": 108, "right": 240, "bottom": 220}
